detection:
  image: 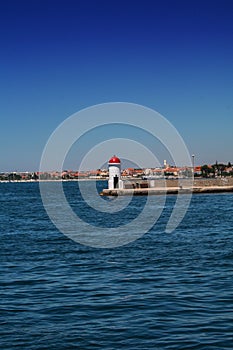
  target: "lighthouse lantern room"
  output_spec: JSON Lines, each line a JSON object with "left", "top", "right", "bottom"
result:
{"left": 108, "top": 155, "right": 123, "bottom": 190}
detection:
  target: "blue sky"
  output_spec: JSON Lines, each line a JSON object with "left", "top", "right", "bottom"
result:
{"left": 0, "top": 0, "right": 232, "bottom": 171}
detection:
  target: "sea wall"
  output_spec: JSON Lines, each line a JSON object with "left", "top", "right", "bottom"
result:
{"left": 167, "top": 177, "right": 233, "bottom": 188}
{"left": 123, "top": 177, "right": 233, "bottom": 189}
{"left": 101, "top": 177, "right": 233, "bottom": 196}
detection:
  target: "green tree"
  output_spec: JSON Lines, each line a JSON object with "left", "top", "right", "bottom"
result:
{"left": 201, "top": 165, "right": 213, "bottom": 178}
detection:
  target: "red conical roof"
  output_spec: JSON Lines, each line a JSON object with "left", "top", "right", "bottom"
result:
{"left": 109, "top": 155, "right": 121, "bottom": 164}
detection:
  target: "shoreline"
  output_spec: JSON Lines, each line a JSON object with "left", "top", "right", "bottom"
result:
{"left": 1, "top": 178, "right": 233, "bottom": 196}
{"left": 101, "top": 185, "right": 233, "bottom": 196}
{"left": 0, "top": 178, "right": 107, "bottom": 183}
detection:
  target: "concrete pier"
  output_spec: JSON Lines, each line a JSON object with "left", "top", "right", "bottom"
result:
{"left": 100, "top": 178, "right": 233, "bottom": 196}
{"left": 100, "top": 186, "right": 233, "bottom": 196}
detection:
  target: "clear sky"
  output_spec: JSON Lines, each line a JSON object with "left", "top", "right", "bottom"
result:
{"left": 0, "top": 0, "right": 232, "bottom": 171}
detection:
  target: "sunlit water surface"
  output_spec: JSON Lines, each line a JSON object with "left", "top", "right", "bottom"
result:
{"left": 0, "top": 181, "right": 233, "bottom": 349}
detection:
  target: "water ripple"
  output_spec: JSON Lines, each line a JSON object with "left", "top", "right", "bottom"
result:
{"left": 0, "top": 183, "right": 233, "bottom": 349}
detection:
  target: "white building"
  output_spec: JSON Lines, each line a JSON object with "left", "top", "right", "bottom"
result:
{"left": 108, "top": 155, "right": 124, "bottom": 189}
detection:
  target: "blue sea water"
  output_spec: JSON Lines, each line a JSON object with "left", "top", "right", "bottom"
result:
{"left": 0, "top": 181, "right": 233, "bottom": 349}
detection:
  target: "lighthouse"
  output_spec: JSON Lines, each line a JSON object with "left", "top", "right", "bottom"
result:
{"left": 108, "top": 155, "right": 123, "bottom": 189}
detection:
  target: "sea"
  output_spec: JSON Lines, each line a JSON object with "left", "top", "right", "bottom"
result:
{"left": 0, "top": 181, "right": 233, "bottom": 350}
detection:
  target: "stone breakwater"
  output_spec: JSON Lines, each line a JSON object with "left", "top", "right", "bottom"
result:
{"left": 170, "top": 177, "right": 233, "bottom": 188}
{"left": 101, "top": 178, "right": 233, "bottom": 196}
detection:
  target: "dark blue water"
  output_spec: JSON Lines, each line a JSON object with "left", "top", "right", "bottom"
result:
{"left": 0, "top": 182, "right": 233, "bottom": 349}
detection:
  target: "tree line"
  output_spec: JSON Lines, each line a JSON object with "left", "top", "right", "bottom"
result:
{"left": 201, "top": 162, "right": 232, "bottom": 178}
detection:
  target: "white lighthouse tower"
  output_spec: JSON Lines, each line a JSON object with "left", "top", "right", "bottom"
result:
{"left": 108, "top": 155, "right": 123, "bottom": 189}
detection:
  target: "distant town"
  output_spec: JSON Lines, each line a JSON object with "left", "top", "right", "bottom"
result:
{"left": 0, "top": 162, "right": 232, "bottom": 182}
